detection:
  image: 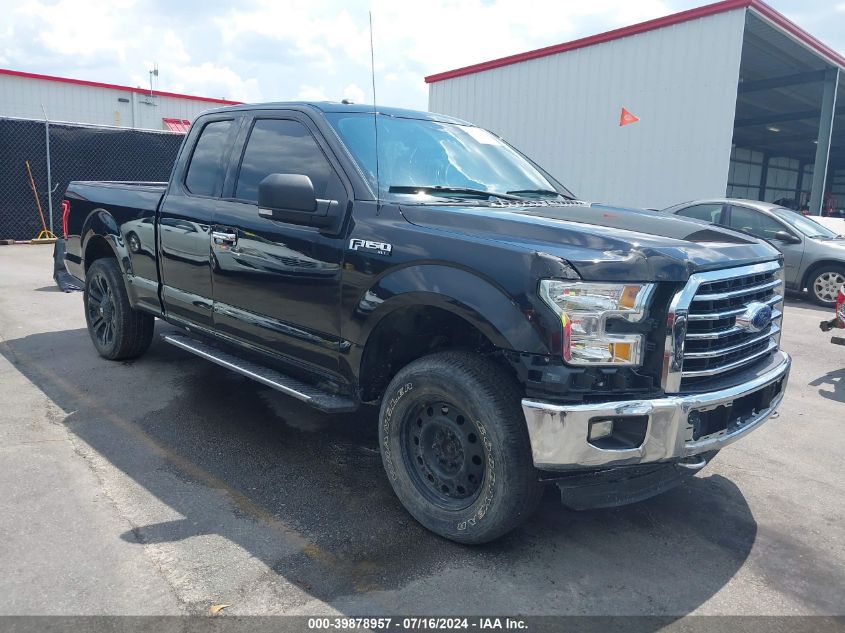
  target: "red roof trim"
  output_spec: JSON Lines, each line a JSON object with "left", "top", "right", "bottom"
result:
{"left": 0, "top": 67, "right": 241, "bottom": 105}
{"left": 424, "top": 0, "right": 844, "bottom": 84}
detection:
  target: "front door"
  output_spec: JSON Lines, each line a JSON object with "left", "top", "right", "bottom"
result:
{"left": 726, "top": 205, "right": 805, "bottom": 285}
{"left": 211, "top": 113, "right": 351, "bottom": 374}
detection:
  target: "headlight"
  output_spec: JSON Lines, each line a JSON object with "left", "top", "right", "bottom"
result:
{"left": 539, "top": 280, "right": 655, "bottom": 366}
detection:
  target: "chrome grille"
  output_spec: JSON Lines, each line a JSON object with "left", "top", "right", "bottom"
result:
{"left": 662, "top": 261, "right": 784, "bottom": 392}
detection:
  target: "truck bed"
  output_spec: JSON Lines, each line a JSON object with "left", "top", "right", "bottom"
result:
{"left": 65, "top": 181, "right": 167, "bottom": 216}
{"left": 63, "top": 180, "right": 168, "bottom": 288}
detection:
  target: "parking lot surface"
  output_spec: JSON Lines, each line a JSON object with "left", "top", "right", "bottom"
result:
{"left": 0, "top": 244, "right": 843, "bottom": 618}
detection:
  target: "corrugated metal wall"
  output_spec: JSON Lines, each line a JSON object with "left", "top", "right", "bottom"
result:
{"left": 0, "top": 74, "right": 224, "bottom": 131}
{"left": 429, "top": 9, "right": 747, "bottom": 210}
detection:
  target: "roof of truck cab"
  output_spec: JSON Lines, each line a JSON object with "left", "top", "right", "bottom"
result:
{"left": 202, "top": 101, "right": 470, "bottom": 124}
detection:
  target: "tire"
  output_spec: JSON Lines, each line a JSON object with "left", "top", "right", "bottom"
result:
{"left": 378, "top": 351, "right": 542, "bottom": 544}
{"left": 84, "top": 258, "right": 154, "bottom": 360}
{"left": 807, "top": 264, "right": 845, "bottom": 307}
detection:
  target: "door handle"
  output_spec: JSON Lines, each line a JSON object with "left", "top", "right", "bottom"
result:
{"left": 212, "top": 231, "right": 237, "bottom": 244}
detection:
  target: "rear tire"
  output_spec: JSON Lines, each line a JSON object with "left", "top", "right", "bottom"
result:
{"left": 378, "top": 351, "right": 542, "bottom": 544}
{"left": 84, "top": 258, "right": 154, "bottom": 360}
{"left": 808, "top": 264, "right": 845, "bottom": 306}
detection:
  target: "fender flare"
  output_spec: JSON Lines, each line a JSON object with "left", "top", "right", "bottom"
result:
{"left": 356, "top": 264, "right": 548, "bottom": 355}
{"left": 80, "top": 208, "right": 132, "bottom": 275}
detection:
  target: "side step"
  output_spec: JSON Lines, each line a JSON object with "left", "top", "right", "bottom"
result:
{"left": 162, "top": 332, "right": 358, "bottom": 413}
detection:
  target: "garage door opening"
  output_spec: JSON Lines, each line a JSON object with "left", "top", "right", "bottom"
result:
{"left": 728, "top": 11, "right": 843, "bottom": 217}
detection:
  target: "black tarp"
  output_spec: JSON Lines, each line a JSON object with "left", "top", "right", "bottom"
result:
{"left": 0, "top": 118, "right": 183, "bottom": 240}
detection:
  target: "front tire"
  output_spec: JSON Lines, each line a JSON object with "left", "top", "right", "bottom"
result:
{"left": 84, "top": 258, "right": 154, "bottom": 360}
{"left": 379, "top": 351, "right": 542, "bottom": 544}
{"left": 808, "top": 265, "right": 845, "bottom": 306}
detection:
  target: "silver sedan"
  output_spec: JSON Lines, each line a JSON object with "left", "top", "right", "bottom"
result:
{"left": 663, "top": 199, "right": 845, "bottom": 306}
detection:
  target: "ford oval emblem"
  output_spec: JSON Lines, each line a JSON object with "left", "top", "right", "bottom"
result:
{"left": 736, "top": 302, "right": 772, "bottom": 333}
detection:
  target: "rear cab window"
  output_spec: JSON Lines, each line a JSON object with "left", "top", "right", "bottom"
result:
{"left": 185, "top": 119, "right": 235, "bottom": 197}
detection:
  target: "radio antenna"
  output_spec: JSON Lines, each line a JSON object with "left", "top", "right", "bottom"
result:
{"left": 369, "top": 11, "right": 381, "bottom": 213}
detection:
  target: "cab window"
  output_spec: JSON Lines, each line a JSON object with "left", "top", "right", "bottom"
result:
{"left": 676, "top": 203, "right": 723, "bottom": 223}
{"left": 185, "top": 120, "right": 234, "bottom": 197}
{"left": 728, "top": 206, "right": 785, "bottom": 241}
{"left": 234, "top": 119, "right": 344, "bottom": 203}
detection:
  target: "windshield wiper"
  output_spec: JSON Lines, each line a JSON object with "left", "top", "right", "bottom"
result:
{"left": 507, "top": 188, "right": 575, "bottom": 200}
{"left": 388, "top": 185, "right": 522, "bottom": 201}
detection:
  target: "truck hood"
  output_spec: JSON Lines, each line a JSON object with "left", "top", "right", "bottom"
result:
{"left": 400, "top": 201, "right": 781, "bottom": 282}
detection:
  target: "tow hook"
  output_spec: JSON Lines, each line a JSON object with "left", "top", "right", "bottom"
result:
{"left": 677, "top": 456, "right": 708, "bottom": 470}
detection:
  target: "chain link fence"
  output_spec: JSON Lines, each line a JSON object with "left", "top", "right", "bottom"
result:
{"left": 0, "top": 117, "right": 184, "bottom": 240}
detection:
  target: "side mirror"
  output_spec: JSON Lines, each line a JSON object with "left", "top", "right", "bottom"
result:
{"left": 773, "top": 230, "right": 801, "bottom": 244}
{"left": 257, "top": 174, "right": 339, "bottom": 227}
{"left": 259, "top": 173, "right": 316, "bottom": 212}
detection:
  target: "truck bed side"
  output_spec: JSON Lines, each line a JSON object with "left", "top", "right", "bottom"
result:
{"left": 63, "top": 181, "right": 167, "bottom": 314}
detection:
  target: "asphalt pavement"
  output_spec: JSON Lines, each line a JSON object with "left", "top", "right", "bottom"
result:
{"left": 0, "top": 244, "right": 843, "bottom": 619}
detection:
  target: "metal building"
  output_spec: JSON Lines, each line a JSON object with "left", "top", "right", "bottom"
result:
{"left": 427, "top": 0, "right": 844, "bottom": 215}
{"left": 0, "top": 68, "right": 239, "bottom": 132}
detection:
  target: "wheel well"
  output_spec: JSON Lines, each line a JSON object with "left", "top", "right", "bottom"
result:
{"left": 84, "top": 235, "right": 116, "bottom": 272}
{"left": 359, "top": 305, "right": 502, "bottom": 401}
{"left": 802, "top": 260, "right": 845, "bottom": 290}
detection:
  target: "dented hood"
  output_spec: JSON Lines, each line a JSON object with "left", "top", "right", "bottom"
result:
{"left": 400, "top": 201, "right": 781, "bottom": 282}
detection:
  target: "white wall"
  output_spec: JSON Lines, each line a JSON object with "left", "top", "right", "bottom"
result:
{"left": 429, "top": 9, "right": 747, "bottom": 210}
{"left": 0, "top": 73, "right": 228, "bottom": 130}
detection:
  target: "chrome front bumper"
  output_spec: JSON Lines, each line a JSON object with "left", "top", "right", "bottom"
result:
{"left": 522, "top": 351, "right": 791, "bottom": 471}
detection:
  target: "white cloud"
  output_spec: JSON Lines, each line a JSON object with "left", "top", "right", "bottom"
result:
{"left": 167, "top": 62, "right": 263, "bottom": 103}
{"left": 16, "top": 0, "right": 134, "bottom": 61}
{"left": 366, "top": 0, "right": 671, "bottom": 76}
{"left": 217, "top": 4, "right": 371, "bottom": 72}
{"left": 4, "top": 0, "right": 262, "bottom": 102}
{"left": 295, "top": 84, "right": 330, "bottom": 101}
{"left": 342, "top": 82, "right": 365, "bottom": 104}
{"left": 3, "top": 0, "right": 842, "bottom": 114}
{"left": 207, "top": 0, "right": 674, "bottom": 109}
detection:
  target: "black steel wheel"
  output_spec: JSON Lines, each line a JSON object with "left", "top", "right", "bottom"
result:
{"left": 402, "top": 400, "right": 486, "bottom": 510}
{"left": 379, "top": 351, "right": 542, "bottom": 544}
{"left": 84, "top": 258, "right": 154, "bottom": 360}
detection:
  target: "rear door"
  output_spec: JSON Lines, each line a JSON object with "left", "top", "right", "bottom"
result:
{"left": 158, "top": 115, "right": 240, "bottom": 327}
{"left": 726, "top": 204, "right": 804, "bottom": 284}
{"left": 210, "top": 111, "right": 351, "bottom": 373}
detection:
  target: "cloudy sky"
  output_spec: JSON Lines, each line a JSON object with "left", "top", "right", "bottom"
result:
{"left": 1, "top": 0, "right": 843, "bottom": 110}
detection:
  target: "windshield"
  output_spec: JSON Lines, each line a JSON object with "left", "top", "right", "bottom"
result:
{"left": 771, "top": 208, "right": 841, "bottom": 238}
{"left": 326, "top": 113, "right": 573, "bottom": 202}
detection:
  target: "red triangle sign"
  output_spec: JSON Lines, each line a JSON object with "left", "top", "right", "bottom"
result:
{"left": 619, "top": 107, "right": 640, "bottom": 127}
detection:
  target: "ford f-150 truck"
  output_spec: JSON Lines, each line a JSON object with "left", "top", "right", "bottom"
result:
{"left": 62, "top": 102, "right": 791, "bottom": 544}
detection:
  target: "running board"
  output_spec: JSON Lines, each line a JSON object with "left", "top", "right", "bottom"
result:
{"left": 162, "top": 332, "right": 358, "bottom": 413}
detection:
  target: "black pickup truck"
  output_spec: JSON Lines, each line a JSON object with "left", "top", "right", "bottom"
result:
{"left": 63, "top": 102, "right": 791, "bottom": 544}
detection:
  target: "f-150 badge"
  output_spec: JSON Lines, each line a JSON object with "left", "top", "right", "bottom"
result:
{"left": 349, "top": 238, "right": 392, "bottom": 256}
